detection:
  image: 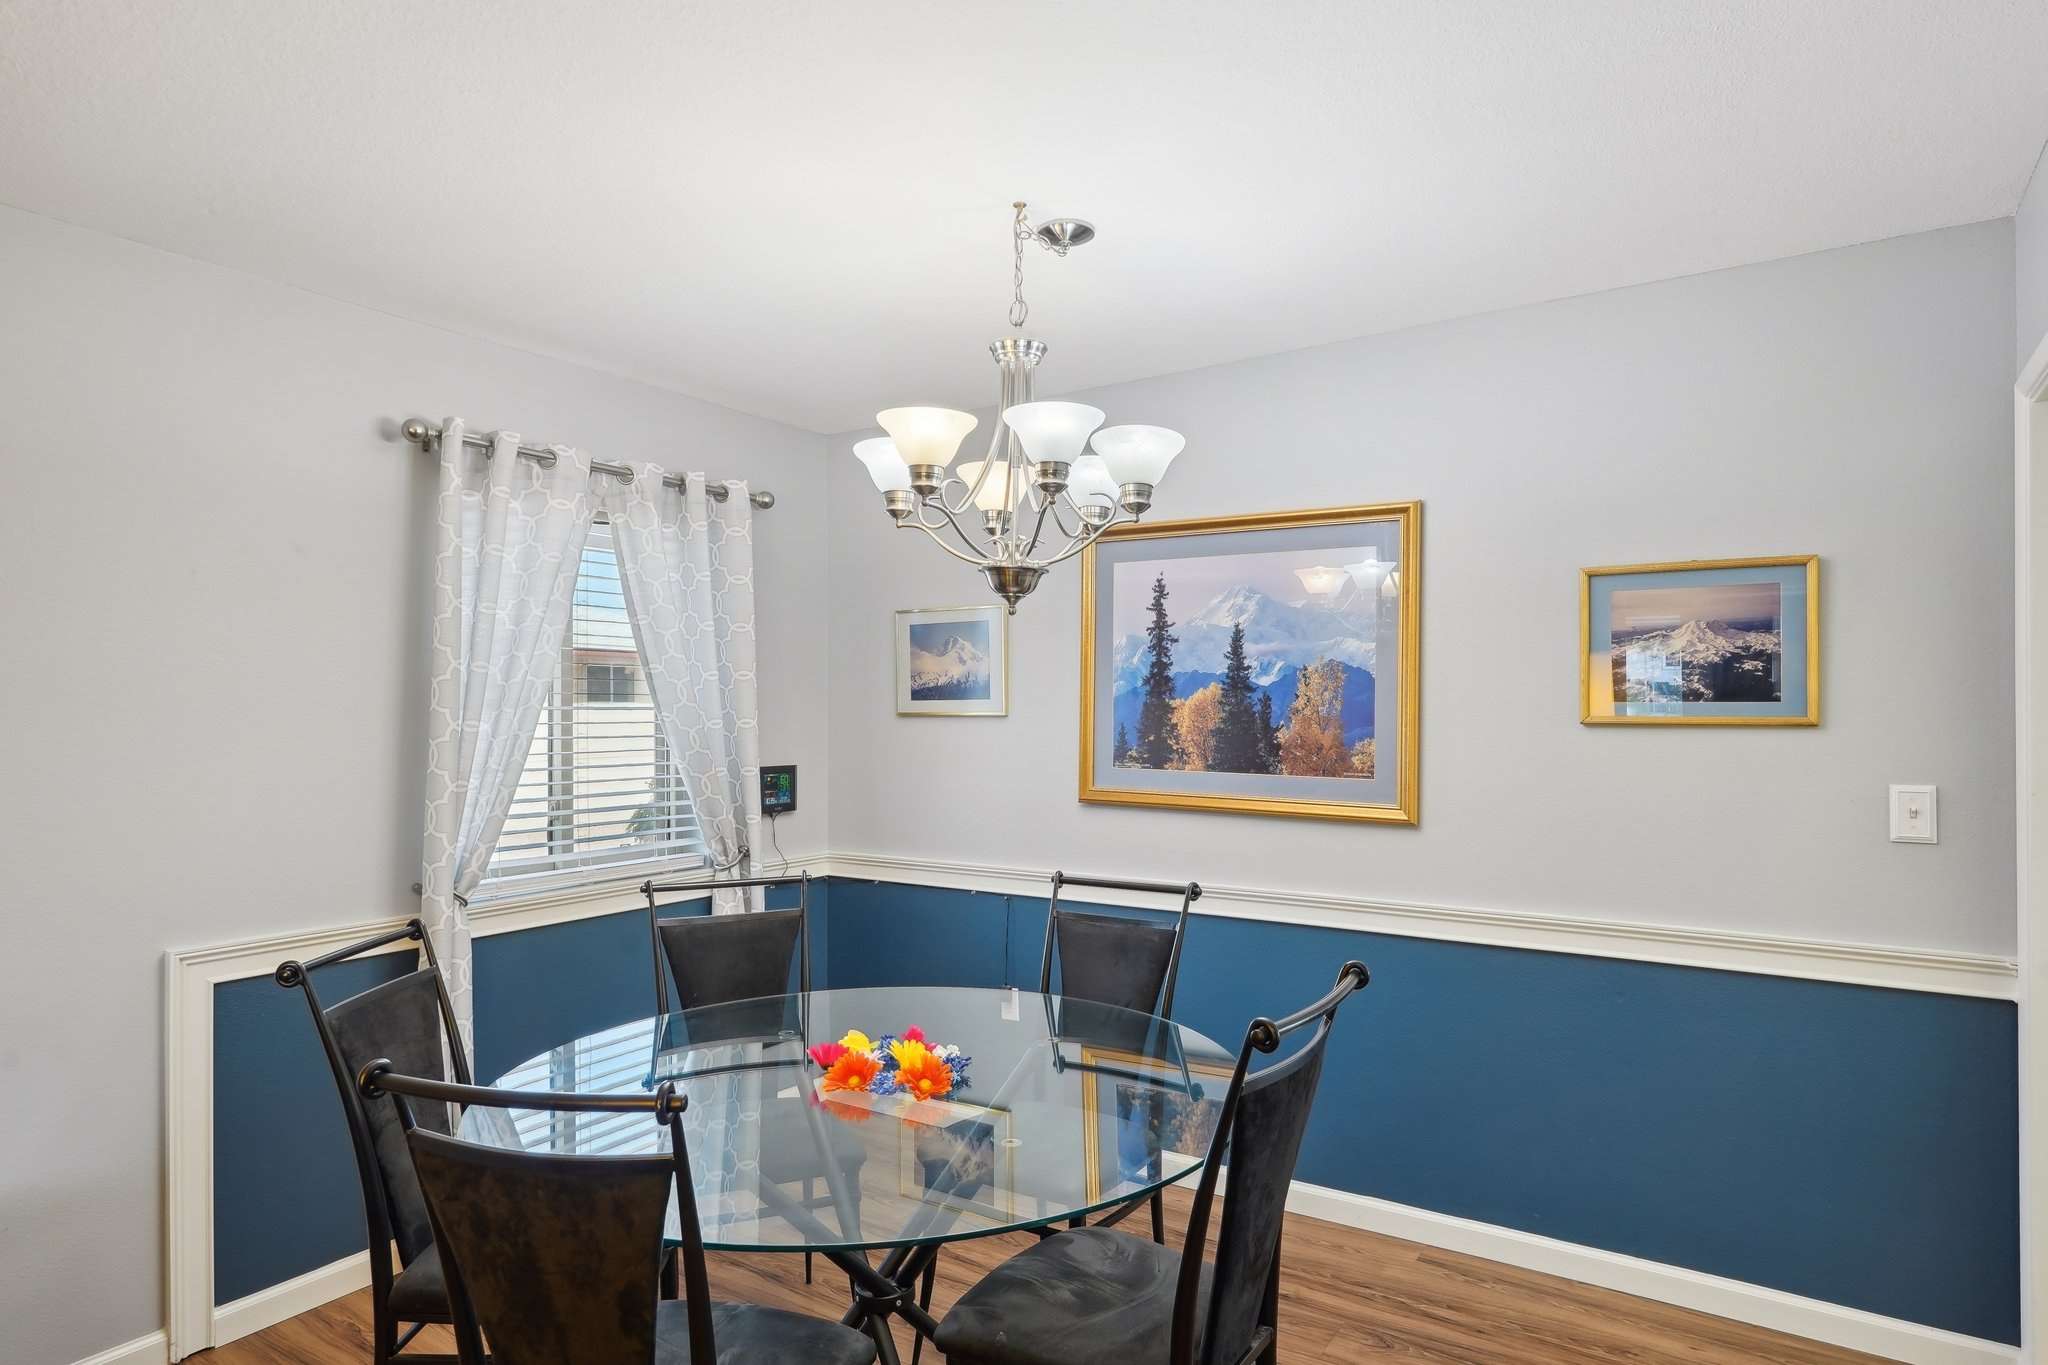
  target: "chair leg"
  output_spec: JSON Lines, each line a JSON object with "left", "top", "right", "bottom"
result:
{"left": 661, "top": 1245, "right": 680, "bottom": 1300}
{"left": 1150, "top": 1188, "right": 1165, "bottom": 1244}
{"left": 373, "top": 1299, "right": 396, "bottom": 1365}
{"left": 1259, "top": 1226, "right": 1284, "bottom": 1365}
{"left": 909, "top": 1255, "right": 938, "bottom": 1365}
{"left": 805, "top": 1251, "right": 814, "bottom": 1284}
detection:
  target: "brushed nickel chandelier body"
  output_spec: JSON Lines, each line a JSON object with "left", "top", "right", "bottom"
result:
{"left": 850, "top": 202, "right": 1186, "bottom": 611}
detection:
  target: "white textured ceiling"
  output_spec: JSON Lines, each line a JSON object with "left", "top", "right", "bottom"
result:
{"left": 4, "top": 1, "right": 2046, "bottom": 433}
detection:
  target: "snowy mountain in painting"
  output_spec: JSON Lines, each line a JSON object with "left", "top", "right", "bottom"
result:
{"left": 1112, "top": 586, "right": 1373, "bottom": 692}
{"left": 908, "top": 633, "right": 990, "bottom": 699}
{"left": 1610, "top": 618, "right": 1780, "bottom": 703}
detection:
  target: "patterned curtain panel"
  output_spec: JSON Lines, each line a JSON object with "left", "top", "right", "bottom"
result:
{"left": 421, "top": 420, "right": 597, "bottom": 1045}
{"left": 606, "top": 469, "right": 763, "bottom": 914}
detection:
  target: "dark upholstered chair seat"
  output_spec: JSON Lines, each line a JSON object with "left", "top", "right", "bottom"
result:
{"left": 654, "top": 1300, "right": 875, "bottom": 1365}
{"left": 934, "top": 1227, "right": 1211, "bottom": 1365}
{"left": 386, "top": 1245, "right": 449, "bottom": 1319}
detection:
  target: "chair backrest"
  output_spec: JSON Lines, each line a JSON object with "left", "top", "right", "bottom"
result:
{"left": 1039, "top": 871, "right": 1201, "bottom": 1017}
{"left": 363, "top": 1068, "right": 711, "bottom": 1365}
{"left": 642, "top": 873, "right": 812, "bottom": 1016}
{"left": 1173, "top": 962, "right": 1368, "bottom": 1365}
{"left": 408, "top": 1130, "right": 674, "bottom": 1365}
{"left": 276, "top": 920, "right": 471, "bottom": 1275}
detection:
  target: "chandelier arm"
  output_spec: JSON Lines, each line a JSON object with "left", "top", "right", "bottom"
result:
{"left": 1045, "top": 493, "right": 1086, "bottom": 541}
{"left": 901, "top": 513, "right": 994, "bottom": 568}
{"left": 1037, "top": 512, "right": 1130, "bottom": 569}
{"left": 938, "top": 465, "right": 997, "bottom": 520}
{"left": 1022, "top": 496, "right": 1056, "bottom": 558}
{"left": 924, "top": 497, "right": 1000, "bottom": 562}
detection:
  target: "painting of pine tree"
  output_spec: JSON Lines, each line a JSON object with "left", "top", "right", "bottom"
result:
{"left": 1080, "top": 502, "right": 1420, "bottom": 824}
{"left": 1106, "top": 550, "right": 1385, "bottom": 777}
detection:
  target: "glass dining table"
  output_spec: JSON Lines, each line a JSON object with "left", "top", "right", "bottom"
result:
{"left": 457, "top": 984, "right": 1233, "bottom": 1361}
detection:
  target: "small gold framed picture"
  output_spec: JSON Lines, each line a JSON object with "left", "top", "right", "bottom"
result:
{"left": 1580, "top": 556, "right": 1820, "bottom": 726}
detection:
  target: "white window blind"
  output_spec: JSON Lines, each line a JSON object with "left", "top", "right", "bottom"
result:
{"left": 485, "top": 520, "right": 705, "bottom": 883}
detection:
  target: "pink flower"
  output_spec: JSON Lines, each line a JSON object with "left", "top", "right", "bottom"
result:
{"left": 807, "top": 1041, "right": 848, "bottom": 1069}
{"left": 901, "top": 1025, "right": 926, "bottom": 1044}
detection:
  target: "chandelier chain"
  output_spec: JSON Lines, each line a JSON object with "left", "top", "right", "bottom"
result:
{"left": 1009, "top": 201, "right": 1032, "bottom": 329}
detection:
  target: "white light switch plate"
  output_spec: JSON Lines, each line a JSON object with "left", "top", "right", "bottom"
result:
{"left": 1889, "top": 784, "right": 1937, "bottom": 843}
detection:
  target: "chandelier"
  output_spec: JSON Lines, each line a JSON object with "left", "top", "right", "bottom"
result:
{"left": 850, "top": 202, "right": 1186, "bottom": 611}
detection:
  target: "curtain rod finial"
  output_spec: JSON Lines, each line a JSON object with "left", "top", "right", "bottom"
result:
{"left": 401, "top": 417, "right": 434, "bottom": 446}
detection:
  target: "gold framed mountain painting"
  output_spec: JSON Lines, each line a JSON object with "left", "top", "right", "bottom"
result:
{"left": 1078, "top": 502, "right": 1420, "bottom": 824}
{"left": 1580, "top": 556, "right": 1819, "bottom": 726}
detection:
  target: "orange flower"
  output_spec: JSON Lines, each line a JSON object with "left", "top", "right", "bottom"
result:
{"left": 892, "top": 1041, "right": 954, "bottom": 1102}
{"left": 820, "top": 1049, "right": 881, "bottom": 1093}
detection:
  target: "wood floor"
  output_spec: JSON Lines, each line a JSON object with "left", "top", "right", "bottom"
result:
{"left": 202, "top": 1190, "right": 1889, "bottom": 1365}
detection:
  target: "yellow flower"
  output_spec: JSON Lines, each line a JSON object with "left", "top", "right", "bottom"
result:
{"left": 888, "top": 1037, "right": 932, "bottom": 1069}
{"left": 837, "top": 1029, "right": 874, "bottom": 1052}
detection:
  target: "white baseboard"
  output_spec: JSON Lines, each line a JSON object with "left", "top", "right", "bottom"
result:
{"left": 68, "top": 1331, "right": 168, "bottom": 1365}
{"left": 1286, "top": 1182, "right": 2018, "bottom": 1365}
{"left": 210, "top": 1250, "right": 372, "bottom": 1348}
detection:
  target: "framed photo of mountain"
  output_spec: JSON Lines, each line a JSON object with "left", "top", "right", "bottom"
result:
{"left": 1580, "top": 556, "right": 1819, "bottom": 726}
{"left": 1078, "top": 502, "right": 1421, "bottom": 824}
{"left": 896, "top": 604, "right": 1009, "bottom": 716}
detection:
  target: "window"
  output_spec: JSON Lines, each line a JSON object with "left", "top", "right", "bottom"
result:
{"left": 583, "top": 662, "right": 638, "bottom": 704}
{"left": 485, "top": 521, "right": 704, "bottom": 883}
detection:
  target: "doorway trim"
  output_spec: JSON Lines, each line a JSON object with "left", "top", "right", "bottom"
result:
{"left": 2015, "top": 328, "right": 2048, "bottom": 1362}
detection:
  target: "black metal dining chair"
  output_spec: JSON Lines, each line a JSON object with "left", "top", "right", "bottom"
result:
{"left": 355, "top": 1063, "right": 879, "bottom": 1365}
{"left": 642, "top": 870, "right": 857, "bottom": 1285}
{"left": 275, "top": 919, "right": 469, "bottom": 1365}
{"left": 1041, "top": 870, "right": 1202, "bottom": 1244}
{"left": 641, "top": 871, "right": 813, "bottom": 1015}
{"left": 934, "top": 960, "right": 1370, "bottom": 1365}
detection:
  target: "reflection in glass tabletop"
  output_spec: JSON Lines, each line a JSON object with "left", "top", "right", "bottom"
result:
{"left": 458, "top": 985, "right": 1233, "bottom": 1252}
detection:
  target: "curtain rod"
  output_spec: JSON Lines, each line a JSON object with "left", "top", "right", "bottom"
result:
{"left": 398, "top": 417, "right": 776, "bottom": 509}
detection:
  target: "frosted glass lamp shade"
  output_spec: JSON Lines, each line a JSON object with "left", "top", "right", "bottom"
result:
{"left": 876, "top": 407, "right": 978, "bottom": 468}
{"left": 1293, "top": 565, "right": 1348, "bottom": 598}
{"left": 1343, "top": 556, "right": 1387, "bottom": 590}
{"left": 957, "top": 459, "right": 1030, "bottom": 513}
{"left": 1089, "top": 424, "right": 1185, "bottom": 486}
{"left": 1065, "top": 456, "right": 1119, "bottom": 514}
{"left": 1001, "top": 401, "right": 1105, "bottom": 465}
{"left": 852, "top": 438, "right": 912, "bottom": 493}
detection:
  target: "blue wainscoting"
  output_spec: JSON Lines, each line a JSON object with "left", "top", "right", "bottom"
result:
{"left": 823, "top": 880, "right": 2021, "bottom": 1346}
{"left": 211, "top": 876, "right": 2015, "bottom": 1345}
{"left": 211, "top": 882, "right": 819, "bottom": 1305}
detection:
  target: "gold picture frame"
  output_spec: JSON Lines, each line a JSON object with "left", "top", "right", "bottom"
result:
{"left": 1078, "top": 1046, "right": 1236, "bottom": 1204}
{"left": 1078, "top": 502, "right": 1422, "bottom": 824}
{"left": 1580, "top": 555, "right": 1820, "bottom": 726}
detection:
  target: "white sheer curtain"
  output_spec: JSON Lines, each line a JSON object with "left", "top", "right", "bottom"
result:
{"left": 421, "top": 420, "right": 598, "bottom": 1046}
{"left": 605, "top": 468, "right": 763, "bottom": 914}
{"left": 607, "top": 465, "right": 766, "bottom": 1216}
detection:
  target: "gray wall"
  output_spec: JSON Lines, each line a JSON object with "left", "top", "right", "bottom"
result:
{"left": 0, "top": 204, "right": 832, "bottom": 1365}
{"left": 2021, "top": 143, "right": 2048, "bottom": 369}
{"left": 828, "top": 220, "right": 2018, "bottom": 960}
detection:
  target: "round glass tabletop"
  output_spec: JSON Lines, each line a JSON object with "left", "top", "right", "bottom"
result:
{"left": 457, "top": 985, "right": 1233, "bottom": 1252}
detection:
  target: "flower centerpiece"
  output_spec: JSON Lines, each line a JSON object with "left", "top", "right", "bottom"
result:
{"left": 808, "top": 1025, "right": 972, "bottom": 1102}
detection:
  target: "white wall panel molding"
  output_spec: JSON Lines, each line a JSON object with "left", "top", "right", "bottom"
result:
{"left": 819, "top": 851, "right": 2019, "bottom": 1000}
{"left": 160, "top": 873, "right": 700, "bottom": 1359}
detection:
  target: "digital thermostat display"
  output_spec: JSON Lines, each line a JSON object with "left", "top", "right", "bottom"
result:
{"left": 761, "top": 764, "right": 797, "bottom": 815}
